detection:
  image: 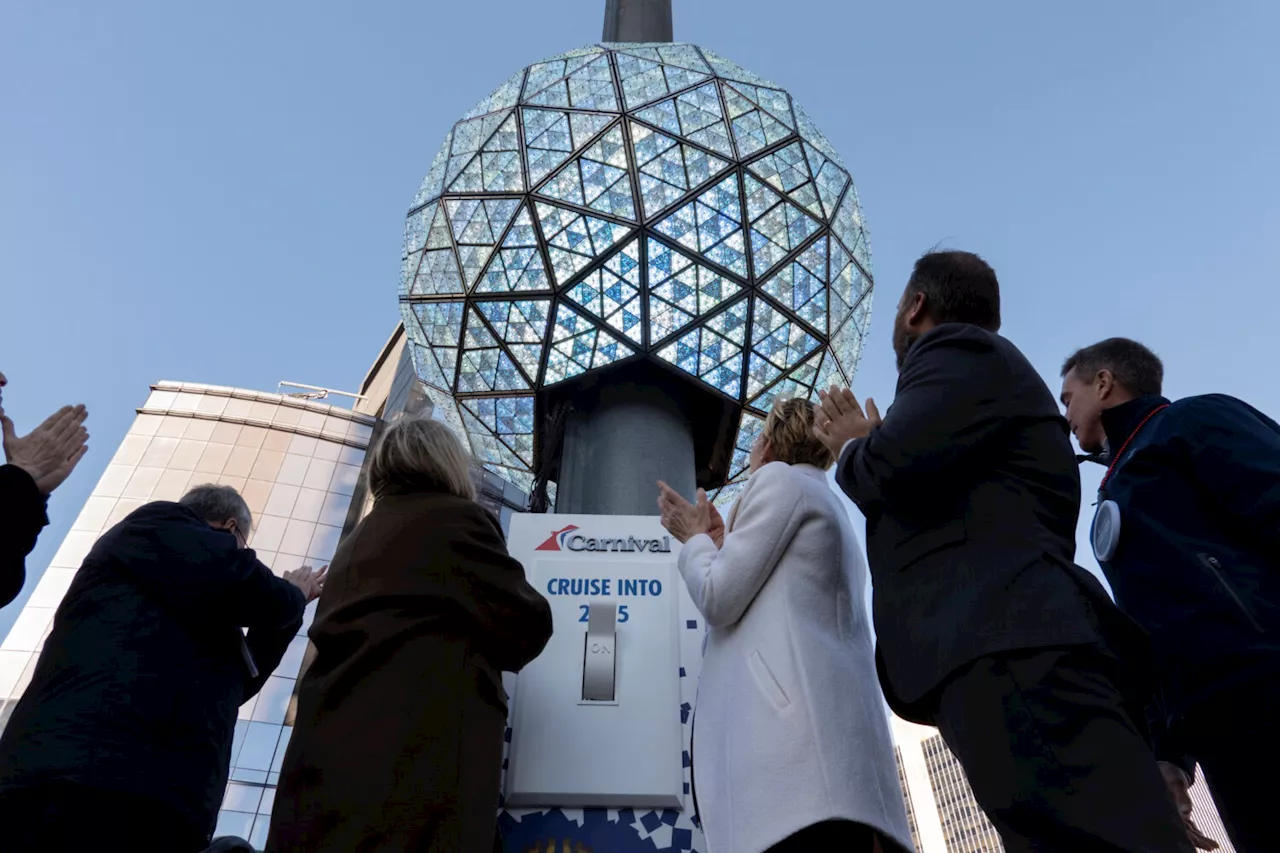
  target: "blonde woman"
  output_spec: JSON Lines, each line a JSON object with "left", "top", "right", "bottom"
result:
{"left": 267, "top": 418, "right": 552, "bottom": 853}
{"left": 658, "top": 398, "right": 913, "bottom": 853}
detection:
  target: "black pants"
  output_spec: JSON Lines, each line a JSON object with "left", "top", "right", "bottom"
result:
{"left": 933, "top": 646, "right": 1194, "bottom": 853}
{"left": 1182, "top": 676, "right": 1279, "bottom": 852}
{"left": 0, "top": 782, "right": 207, "bottom": 852}
{"left": 764, "top": 819, "right": 876, "bottom": 852}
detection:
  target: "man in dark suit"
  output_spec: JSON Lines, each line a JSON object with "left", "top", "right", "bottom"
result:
{"left": 813, "top": 251, "right": 1200, "bottom": 852}
{"left": 0, "top": 484, "right": 325, "bottom": 852}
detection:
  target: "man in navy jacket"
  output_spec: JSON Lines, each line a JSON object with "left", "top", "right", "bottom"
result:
{"left": 0, "top": 484, "right": 325, "bottom": 852}
{"left": 1061, "top": 337, "right": 1280, "bottom": 852}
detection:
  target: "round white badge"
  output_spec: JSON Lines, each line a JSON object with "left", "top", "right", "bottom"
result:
{"left": 1092, "top": 499, "right": 1121, "bottom": 562}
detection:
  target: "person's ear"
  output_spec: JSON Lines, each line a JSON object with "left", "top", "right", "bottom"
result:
{"left": 903, "top": 291, "right": 927, "bottom": 329}
{"left": 1096, "top": 369, "right": 1114, "bottom": 400}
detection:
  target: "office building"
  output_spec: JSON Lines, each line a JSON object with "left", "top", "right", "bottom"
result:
{"left": 889, "top": 715, "right": 1238, "bottom": 853}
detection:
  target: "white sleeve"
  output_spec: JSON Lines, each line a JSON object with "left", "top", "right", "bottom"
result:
{"left": 676, "top": 463, "right": 807, "bottom": 628}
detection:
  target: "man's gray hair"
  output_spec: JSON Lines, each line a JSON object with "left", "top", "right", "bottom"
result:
{"left": 180, "top": 484, "right": 253, "bottom": 535}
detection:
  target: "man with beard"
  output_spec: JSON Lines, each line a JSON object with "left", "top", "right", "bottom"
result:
{"left": 813, "top": 251, "right": 1204, "bottom": 852}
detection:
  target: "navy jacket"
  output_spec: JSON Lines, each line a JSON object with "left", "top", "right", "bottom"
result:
{"left": 0, "top": 502, "right": 305, "bottom": 838}
{"left": 1095, "top": 394, "right": 1280, "bottom": 766}
{"left": 0, "top": 464, "right": 48, "bottom": 607}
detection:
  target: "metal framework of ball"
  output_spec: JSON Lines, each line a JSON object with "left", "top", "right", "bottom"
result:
{"left": 398, "top": 42, "right": 873, "bottom": 507}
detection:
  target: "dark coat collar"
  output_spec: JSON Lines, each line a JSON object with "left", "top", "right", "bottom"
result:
{"left": 1101, "top": 394, "right": 1171, "bottom": 452}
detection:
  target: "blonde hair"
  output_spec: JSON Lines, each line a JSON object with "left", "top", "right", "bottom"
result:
{"left": 763, "top": 397, "right": 834, "bottom": 469}
{"left": 368, "top": 417, "right": 476, "bottom": 501}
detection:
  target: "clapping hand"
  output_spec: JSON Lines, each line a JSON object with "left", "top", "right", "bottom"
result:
{"left": 284, "top": 564, "right": 329, "bottom": 604}
{"left": 657, "top": 481, "right": 714, "bottom": 544}
{"left": 813, "top": 385, "right": 881, "bottom": 460}
{"left": 1, "top": 388, "right": 90, "bottom": 496}
{"left": 1159, "top": 763, "right": 1219, "bottom": 850}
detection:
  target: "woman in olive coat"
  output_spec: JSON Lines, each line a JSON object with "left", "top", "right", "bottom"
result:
{"left": 267, "top": 417, "right": 552, "bottom": 852}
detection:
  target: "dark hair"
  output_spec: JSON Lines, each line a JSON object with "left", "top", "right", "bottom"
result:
{"left": 1060, "top": 337, "right": 1164, "bottom": 397}
{"left": 904, "top": 250, "right": 1001, "bottom": 332}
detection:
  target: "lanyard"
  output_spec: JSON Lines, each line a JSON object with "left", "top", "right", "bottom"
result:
{"left": 1098, "top": 404, "right": 1169, "bottom": 493}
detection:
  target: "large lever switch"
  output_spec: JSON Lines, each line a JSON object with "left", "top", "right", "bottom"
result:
{"left": 582, "top": 600, "right": 618, "bottom": 702}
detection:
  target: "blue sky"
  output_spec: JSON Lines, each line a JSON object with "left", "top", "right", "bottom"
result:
{"left": 3, "top": 0, "right": 1277, "bottom": 637}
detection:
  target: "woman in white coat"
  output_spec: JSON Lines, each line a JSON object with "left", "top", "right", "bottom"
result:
{"left": 658, "top": 398, "right": 914, "bottom": 853}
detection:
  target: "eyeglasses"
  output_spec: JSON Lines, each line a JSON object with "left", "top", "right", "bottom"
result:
{"left": 229, "top": 521, "right": 248, "bottom": 549}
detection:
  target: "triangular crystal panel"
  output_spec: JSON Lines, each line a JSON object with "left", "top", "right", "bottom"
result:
{"left": 460, "top": 396, "right": 536, "bottom": 468}
{"left": 544, "top": 302, "right": 637, "bottom": 384}
{"left": 725, "top": 409, "right": 767, "bottom": 483}
{"left": 458, "top": 308, "right": 530, "bottom": 392}
{"left": 744, "top": 175, "right": 820, "bottom": 277}
{"left": 793, "top": 100, "right": 847, "bottom": 170}
{"left": 615, "top": 44, "right": 712, "bottom": 76}
{"left": 464, "top": 69, "right": 526, "bottom": 120}
{"left": 831, "top": 292, "right": 873, "bottom": 379}
{"left": 760, "top": 236, "right": 829, "bottom": 332}
{"left": 832, "top": 188, "right": 871, "bottom": 273}
{"left": 646, "top": 238, "right": 744, "bottom": 343}
{"left": 444, "top": 109, "right": 513, "bottom": 189}
{"left": 564, "top": 54, "right": 618, "bottom": 111}
{"left": 565, "top": 237, "right": 643, "bottom": 345}
{"left": 749, "top": 348, "right": 824, "bottom": 412}
{"left": 722, "top": 84, "right": 791, "bottom": 158}
{"left": 656, "top": 322, "right": 744, "bottom": 398}
{"left": 722, "top": 81, "right": 794, "bottom": 130}
{"left": 413, "top": 130, "right": 453, "bottom": 208}
{"left": 522, "top": 51, "right": 604, "bottom": 107}
{"left": 476, "top": 205, "right": 551, "bottom": 293}
{"left": 444, "top": 198, "right": 521, "bottom": 289}
{"left": 459, "top": 403, "right": 529, "bottom": 471}
{"left": 406, "top": 204, "right": 464, "bottom": 296}
{"left": 653, "top": 174, "right": 747, "bottom": 276}
{"left": 747, "top": 297, "right": 821, "bottom": 397}
{"left": 535, "top": 201, "right": 633, "bottom": 286}
{"left": 450, "top": 113, "right": 524, "bottom": 193}
{"left": 747, "top": 141, "right": 824, "bottom": 219}
{"left": 409, "top": 301, "right": 466, "bottom": 388}
{"left": 803, "top": 142, "right": 851, "bottom": 221}
{"left": 629, "top": 121, "right": 730, "bottom": 219}
{"left": 827, "top": 239, "right": 869, "bottom": 331}
{"left": 699, "top": 46, "right": 782, "bottom": 89}
{"left": 616, "top": 50, "right": 711, "bottom": 111}
{"left": 808, "top": 346, "right": 849, "bottom": 405}
{"left": 404, "top": 339, "right": 449, "bottom": 393}
{"left": 475, "top": 299, "right": 551, "bottom": 382}
{"left": 538, "top": 125, "right": 636, "bottom": 221}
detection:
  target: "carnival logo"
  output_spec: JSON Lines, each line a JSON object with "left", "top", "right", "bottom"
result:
{"left": 535, "top": 524, "right": 671, "bottom": 554}
{"left": 536, "top": 525, "right": 580, "bottom": 551}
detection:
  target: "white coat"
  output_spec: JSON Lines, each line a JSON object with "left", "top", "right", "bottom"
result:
{"left": 679, "top": 461, "right": 914, "bottom": 853}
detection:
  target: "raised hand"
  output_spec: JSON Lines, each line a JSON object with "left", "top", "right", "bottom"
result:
{"left": 657, "top": 480, "right": 712, "bottom": 544}
{"left": 813, "top": 386, "right": 881, "bottom": 460}
{"left": 1, "top": 403, "right": 90, "bottom": 495}
{"left": 284, "top": 564, "right": 329, "bottom": 604}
